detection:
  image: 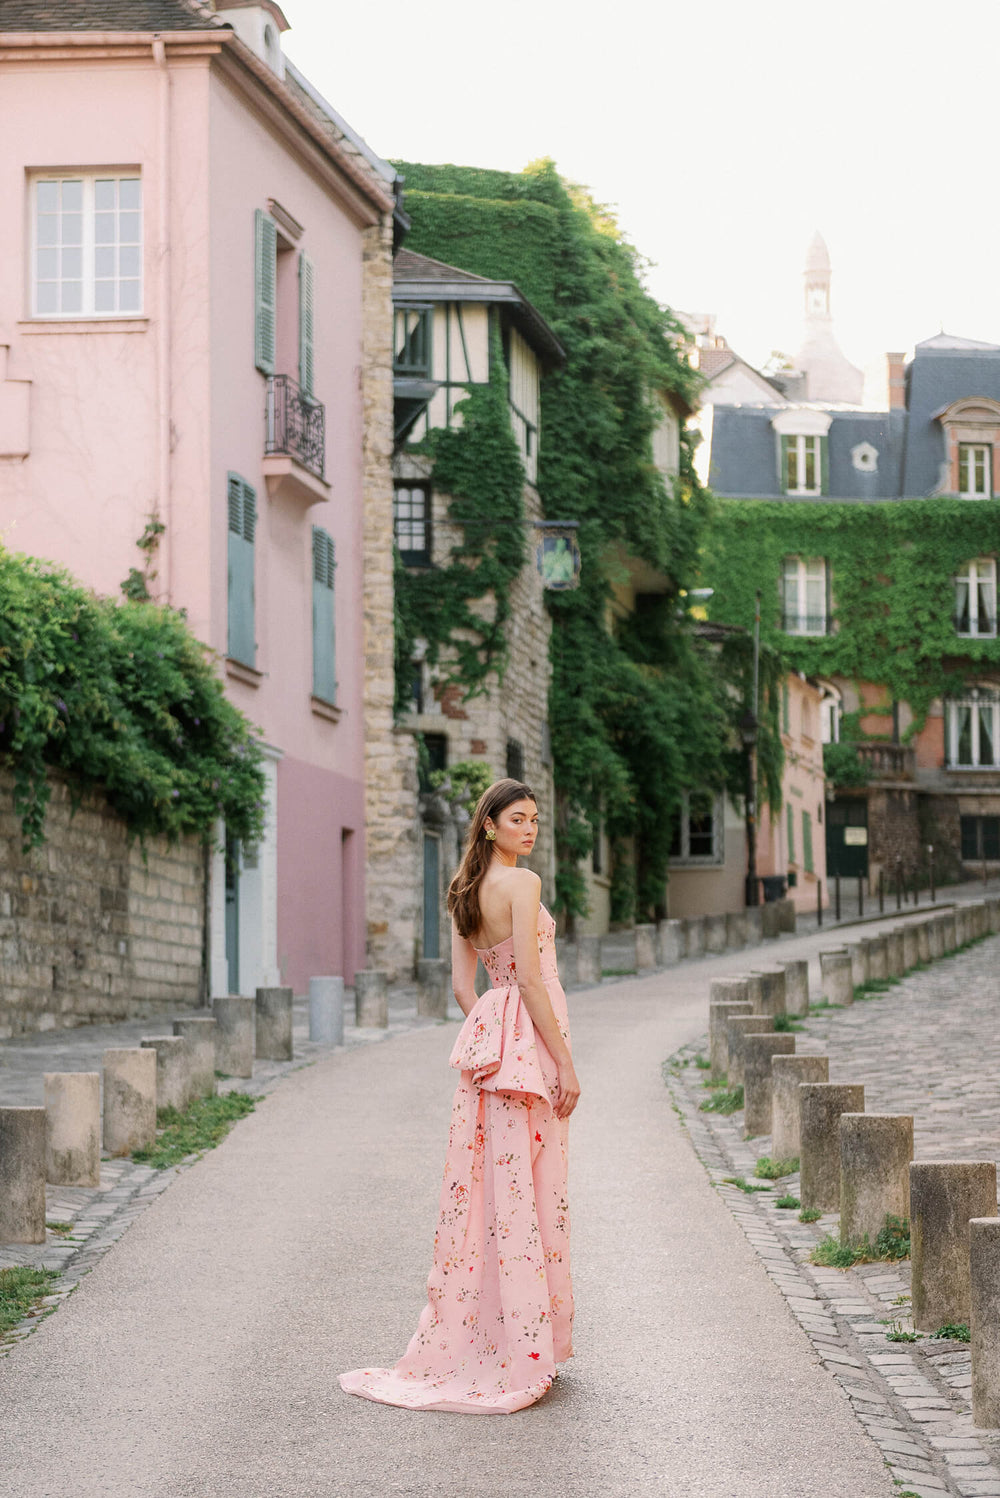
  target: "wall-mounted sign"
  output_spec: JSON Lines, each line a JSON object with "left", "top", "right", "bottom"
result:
{"left": 844, "top": 827, "right": 868, "bottom": 846}
{"left": 534, "top": 521, "right": 581, "bottom": 591}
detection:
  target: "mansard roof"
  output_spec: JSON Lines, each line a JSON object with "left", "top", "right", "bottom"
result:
{"left": 0, "top": 0, "right": 225, "bottom": 28}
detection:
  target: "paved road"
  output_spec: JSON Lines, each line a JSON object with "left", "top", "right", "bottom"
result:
{"left": 0, "top": 931, "right": 910, "bottom": 1498}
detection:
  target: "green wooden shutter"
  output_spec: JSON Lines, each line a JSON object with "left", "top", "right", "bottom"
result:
{"left": 254, "top": 209, "right": 277, "bottom": 376}
{"left": 802, "top": 809, "right": 814, "bottom": 873}
{"left": 298, "top": 252, "right": 315, "bottom": 398}
{"left": 227, "top": 473, "right": 256, "bottom": 666}
{"left": 820, "top": 434, "right": 830, "bottom": 495}
{"left": 786, "top": 802, "right": 795, "bottom": 861}
{"left": 312, "top": 526, "right": 336, "bottom": 703}
{"left": 780, "top": 434, "right": 791, "bottom": 493}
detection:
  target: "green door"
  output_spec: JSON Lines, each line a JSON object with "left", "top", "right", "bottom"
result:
{"left": 826, "top": 798, "right": 869, "bottom": 879}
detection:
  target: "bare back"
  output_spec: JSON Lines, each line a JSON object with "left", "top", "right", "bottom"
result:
{"left": 473, "top": 866, "right": 538, "bottom": 951}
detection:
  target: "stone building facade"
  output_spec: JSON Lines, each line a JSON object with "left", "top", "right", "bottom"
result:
{"left": 0, "top": 772, "right": 204, "bottom": 1039}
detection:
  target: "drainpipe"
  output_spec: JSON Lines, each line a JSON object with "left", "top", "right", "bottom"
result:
{"left": 152, "top": 36, "right": 173, "bottom": 601}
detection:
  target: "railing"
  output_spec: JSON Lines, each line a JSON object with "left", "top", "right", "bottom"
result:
{"left": 781, "top": 613, "right": 831, "bottom": 635}
{"left": 265, "top": 374, "right": 325, "bottom": 480}
{"left": 854, "top": 740, "right": 915, "bottom": 780}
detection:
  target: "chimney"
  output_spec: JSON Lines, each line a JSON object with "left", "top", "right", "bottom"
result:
{"left": 887, "top": 352, "right": 906, "bottom": 411}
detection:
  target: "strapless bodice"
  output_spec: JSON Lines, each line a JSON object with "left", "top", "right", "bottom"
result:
{"left": 474, "top": 903, "right": 559, "bottom": 987}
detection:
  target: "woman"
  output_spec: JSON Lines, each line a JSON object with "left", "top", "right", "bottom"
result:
{"left": 340, "top": 778, "right": 580, "bottom": 1414}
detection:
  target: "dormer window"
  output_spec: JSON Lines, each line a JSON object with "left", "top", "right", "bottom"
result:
{"left": 960, "top": 443, "right": 992, "bottom": 499}
{"left": 771, "top": 408, "right": 831, "bottom": 496}
{"left": 936, "top": 398, "right": 1000, "bottom": 497}
{"left": 785, "top": 435, "right": 821, "bottom": 495}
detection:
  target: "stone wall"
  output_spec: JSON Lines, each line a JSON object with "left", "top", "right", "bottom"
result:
{"left": 867, "top": 786, "right": 921, "bottom": 889}
{"left": 0, "top": 771, "right": 204, "bottom": 1039}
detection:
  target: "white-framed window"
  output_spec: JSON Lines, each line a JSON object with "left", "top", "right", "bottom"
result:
{"left": 955, "top": 558, "right": 997, "bottom": 637}
{"left": 782, "top": 556, "right": 829, "bottom": 635}
{"left": 393, "top": 483, "right": 431, "bottom": 565}
{"left": 785, "top": 434, "right": 822, "bottom": 495}
{"left": 31, "top": 173, "right": 142, "bottom": 317}
{"left": 819, "top": 685, "right": 842, "bottom": 744}
{"left": 959, "top": 443, "right": 992, "bottom": 499}
{"left": 669, "top": 790, "right": 723, "bottom": 865}
{"left": 947, "top": 687, "right": 1000, "bottom": 768}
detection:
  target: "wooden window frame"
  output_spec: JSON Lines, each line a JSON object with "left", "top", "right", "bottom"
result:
{"left": 30, "top": 172, "right": 143, "bottom": 318}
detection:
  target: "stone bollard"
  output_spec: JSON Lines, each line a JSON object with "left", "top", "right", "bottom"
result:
{"left": 635, "top": 923, "right": 656, "bottom": 971}
{"left": 576, "top": 935, "right": 601, "bottom": 984}
{"left": 970, "top": 1217, "right": 1000, "bottom": 1429}
{"left": 172, "top": 1016, "right": 217, "bottom": 1099}
{"left": 761, "top": 902, "right": 781, "bottom": 940}
{"left": 103, "top": 1048, "right": 157, "bottom": 1157}
{"left": 910, "top": 1161, "right": 998, "bottom": 1332}
{"left": 901, "top": 924, "right": 920, "bottom": 972}
{"left": 864, "top": 935, "right": 888, "bottom": 980}
{"left": 212, "top": 995, "right": 255, "bottom": 1077}
{"left": 970, "top": 901, "right": 988, "bottom": 939}
{"left": 708, "top": 1000, "right": 753, "bottom": 1083}
{"left": 820, "top": 951, "right": 854, "bottom": 1006}
{"left": 753, "top": 968, "right": 787, "bottom": 1019}
{"left": 255, "top": 986, "right": 294, "bottom": 1061}
{"left": 884, "top": 929, "right": 905, "bottom": 977}
{"left": 709, "top": 976, "right": 752, "bottom": 1009}
{"left": 771, "top": 1055, "right": 829, "bottom": 1161}
{"left": 0, "top": 1107, "right": 47, "bottom": 1243}
{"left": 555, "top": 940, "right": 578, "bottom": 989}
{"left": 744, "top": 907, "right": 763, "bottom": 945}
{"left": 140, "top": 1037, "right": 190, "bottom": 1112}
{"left": 704, "top": 914, "right": 728, "bottom": 955}
{"left": 656, "top": 920, "right": 685, "bottom": 966}
{"left": 44, "top": 1073, "right": 101, "bottom": 1187}
{"left": 726, "top": 1015, "right": 774, "bottom": 1088}
{"left": 725, "top": 911, "right": 747, "bottom": 950}
{"left": 985, "top": 896, "right": 1000, "bottom": 935}
{"left": 416, "top": 959, "right": 450, "bottom": 1020}
{"left": 916, "top": 921, "right": 932, "bottom": 965}
{"left": 939, "top": 911, "right": 958, "bottom": 952}
{"left": 309, "top": 976, "right": 345, "bottom": 1044}
{"left": 743, "top": 1033, "right": 796, "bottom": 1139}
{"left": 355, "top": 970, "right": 389, "bottom": 1028}
{"left": 776, "top": 897, "right": 797, "bottom": 934}
{"left": 781, "top": 960, "right": 809, "bottom": 1017}
{"left": 839, "top": 1113, "right": 913, "bottom": 1248}
{"left": 846, "top": 942, "right": 869, "bottom": 988}
{"left": 743, "top": 972, "right": 765, "bottom": 1014}
{"left": 799, "top": 1083, "right": 865, "bottom": 1212}
{"left": 682, "top": 917, "right": 706, "bottom": 959}
{"left": 927, "top": 915, "right": 946, "bottom": 960}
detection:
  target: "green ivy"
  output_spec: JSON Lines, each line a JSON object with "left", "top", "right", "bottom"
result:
{"left": 396, "top": 160, "right": 784, "bottom": 924}
{"left": 0, "top": 547, "right": 266, "bottom": 851}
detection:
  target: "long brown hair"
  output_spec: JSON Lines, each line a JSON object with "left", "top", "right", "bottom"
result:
{"left": 447, "top": 778, "right": 536, "bottom": 939}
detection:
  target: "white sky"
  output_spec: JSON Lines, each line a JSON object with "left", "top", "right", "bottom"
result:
{"left": 282, "top": 0, "right": 1000, "bottom": 409}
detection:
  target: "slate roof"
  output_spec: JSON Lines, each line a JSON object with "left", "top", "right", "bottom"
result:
{"left": 0, "top": 0, "right": 226, "bottom": 29}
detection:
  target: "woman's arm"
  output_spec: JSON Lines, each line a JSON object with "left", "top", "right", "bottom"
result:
{"left": 510, "top": 872, "right": 581, "bottom": 1119}
{"left": 451, "top": 923, "right": 481, "bottom": 1017}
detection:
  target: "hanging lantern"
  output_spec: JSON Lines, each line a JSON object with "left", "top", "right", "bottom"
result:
{"left": 533, "top": 521, "right": 581, "bottom": 591}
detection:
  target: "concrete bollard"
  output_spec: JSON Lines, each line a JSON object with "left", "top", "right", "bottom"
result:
{"left": 308, "top": 976, "right": 345, "bottom": 1044}
{"left": 845, "top": 942, "right": 869, "bottom": 988}
{"left": 416, "top": 959, "right": 450, "bottom": 1020}
{"left": 212, "top": 995, "right": 255, "bottom": 1077}
{"left": 0, "top": 1107, "right": 47, "bottom": 1243}
{"left": 939, "top": 911, "right": 958, "bottom": 952}
{"left": 970, "top": 1217, "right": 1000, "bottom": 1428}
{"left": 44, "top": 1072, "right": 101, "bottom": 1187}
{"left": 355, "top": 970, "right": 389, "bottom": 1028}
{"left": 555, "top": 939, "right": 578, "bottom": 989}
{"left": 255, "top": 986, "right": 294, "bottom": 1061}
{"left": 744, "top": 907, "right": 763, "bottom": 945}
{"left": 970, "top": 901, "right": 988, "bottom": 939}
{"left": 799, "top": 1083, "right": 865, "bottom": 1212}
{"left": 725, "top": 911, "right": 747, "bottom": 950}
{"left": 743, "top": 972, "right": 765, "bottom": 1015}
{"left": 910, "top": 1161, "right": 998, "bottom": 1332}
{"left": 761, "top": 902, "right": 781, "bottom": 940}
{"left": 709, "top": 1000, "right": 753, "bottom": 1082}
{"left": 839, "top": 1113, "right": 913, "bottom": 1248}
{"left": 820, "top": 951, "right": 854, "bottom": 1006}
{"left": 884, "top": 929, "right": 905, "bottom": 978}
{"left": 656, "top": 920, "right": 685, "bottom": 966}
{"left": 682, "top": 917, "right": 706, "bottom": 959}
{"left": 771, "top": 1055, "right": 829, "bottom": 1161}
{"left": 704, "top": 914, "right": 728, "bottom": 955}
{"left": 710, "top": 977, "right": 752, "bottom": 1010}
{"left": 576, "top": 935, "right": 601, "bottom": 984}
{"left": 172, "top": 1016, "right": 217, "bottom": 1099}
{"left": 635, "top": 923, "right": 657, "bottom": 971}
{"left": 781, "top": 960, "right": 809, "bottom": 1017}
{"left": 927, "top": 916, "right": 946, "bottom": 961}
{"left": 726, "top": 1014, "right": 774, "bottom": 1088}
{"left": 140, "top": 1037, "right": 190, "bottom": 1112}
{"left": 985, "top": 896, "right": 1000, "bottom": 935}
{"left": 916, "top": 921, "right": 932, "bottom": 965}
{"left": 753, "top": 968, "right": 787, "bottom": 1018}
{"left": 102, "top": 1048, "right": 157, "bottom": 1157}
{"left": 743, "top": 1033, "right": 796, "bottom": 1138}
{"left": 777, "top": 897, "right": 797, "bottom": 934}
{"left": 864, "top": 935, "right": 888, "bottom": 980}
{"left": 901, "top": 924, "right": 920, "bottom": 972}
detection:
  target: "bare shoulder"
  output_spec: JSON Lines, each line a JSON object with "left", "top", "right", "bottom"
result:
{"left": 507, "top": 867, "right": 542, "bottom": 901}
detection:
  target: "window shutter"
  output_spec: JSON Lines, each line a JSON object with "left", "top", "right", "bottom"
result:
{"left": 227, "top": 474, "right": 256, "bottom": 666}
{"left": 820, "top": 434, "right": 830, "bottom": 495}
{"left": 298, "top": 252, "right": 315, "bottom": 398}
{"left": 780, "top": 434, "right": 791, "bottom": 493}
{"left": 786, "top": 802, "right": 795, "bottom": 861}
{"left": 802, "top": 809, "right": 814, "bottom": 873}
{"left": 824, "top": 559, "right": 832, "bottom": 636}
{"left": 254, "top": 209, "right": 277, "bottom": 376}
{"left": 311, "top": 525, "right": 336, "bottom": 703}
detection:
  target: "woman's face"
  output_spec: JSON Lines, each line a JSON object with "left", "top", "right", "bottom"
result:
{"left": 486, "top": 798, "right": 539, "bottom": 859}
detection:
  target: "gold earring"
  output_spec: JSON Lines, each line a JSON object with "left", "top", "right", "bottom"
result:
{"left": 485, "top": 828, "right": 497, "bottom": 841}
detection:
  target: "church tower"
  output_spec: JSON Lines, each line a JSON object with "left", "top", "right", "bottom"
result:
{"left": 793, "top": 232, "right": 864, "bottom": 405}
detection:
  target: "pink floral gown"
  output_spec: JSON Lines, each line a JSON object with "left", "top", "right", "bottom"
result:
{"left": 340, "top": 905, "right": 573, "bottom": 1414}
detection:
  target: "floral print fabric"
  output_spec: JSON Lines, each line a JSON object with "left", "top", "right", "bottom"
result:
{"left": 340, "top": 905, "right": 573, "bottom": 1414}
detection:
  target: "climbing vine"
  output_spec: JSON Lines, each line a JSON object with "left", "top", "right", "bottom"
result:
{"left": 396, "top": 159, "right": 785, "bottom": 925}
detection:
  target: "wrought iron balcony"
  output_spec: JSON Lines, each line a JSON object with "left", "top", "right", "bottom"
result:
{"left": 265, "top": 374, "right": 325, "bottom": 480}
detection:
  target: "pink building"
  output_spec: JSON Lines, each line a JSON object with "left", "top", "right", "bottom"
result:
{"left": 0, "top": 1, "right": 399, "bottom": 994}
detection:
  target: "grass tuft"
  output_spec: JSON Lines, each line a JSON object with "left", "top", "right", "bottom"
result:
{"left": 773, "top": 1013, "right": 804, "bottom": 1032}
{"left": 721, "top": 1175, "right": 771, "bottom": 1194}
{"left": 699, "top": 1085, "right": 744, "bottom": 1115}
{"left": 0, "top": 1267, "right": 61, "bottom": 1338}
{"left": 694, "top": 1054, "right": 711, "bottom": 1070}
{"left": 932, "top": 1322, "right": 970, "bottom": 1342}
{"left": 798, "top": 1206, "right": 823, "bottom": 1223}
{"left": 775, "top": 1194, "right": 800, "bottom": 1209}
{"left": 754, "top": 1155, "right": 800, "bottom": 1180}
{"left": 45, "top": 1221, "right": 74, "bottom": 1236}
{"left": 132, "top": 1090, "right": 256, "bottom": 1169}
{"left": 811, "top": 1214, "right": 910, "bottom": 1268}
